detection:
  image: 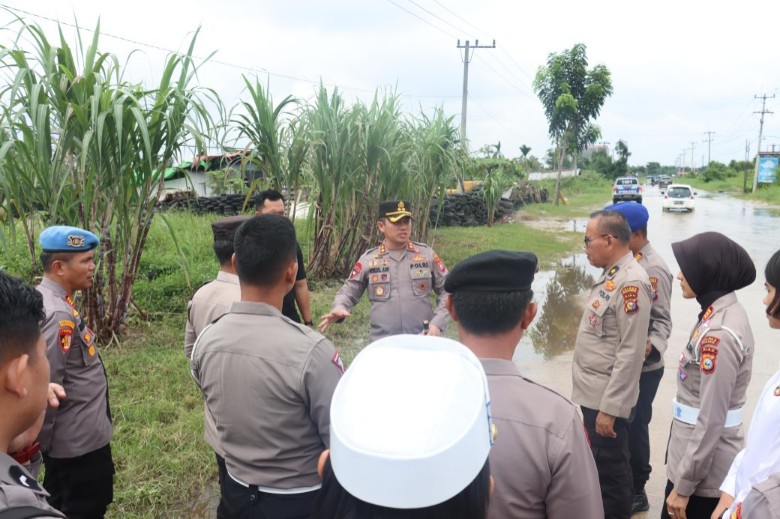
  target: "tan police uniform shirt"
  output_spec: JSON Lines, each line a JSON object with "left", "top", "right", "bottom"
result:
{"left": 635, "top": 242, "right": 673, "bottom": 372}
{"left": 482, "top": 359, "right": 604, "bottom": 519}
{"left": 667, "top": 292, "right": 754, "bottom": 497}
{"left": 0, "top": 453, "right": 64, "bottom": 517}
{"left": 572, "top": 252, "right": 652, "bottom": 418}
{"left": 190, "top": 301, "right": 344, "bottom": 490}
{"left": 740, "top": 473, "right": 780, "bottom": 518}
{"left": 331, "top": 241, "right": 450, "bottom": 341}
{"left": 184, "top": 271, "right": 240, "bottom": 359}
{"left": 36, "top": 277, "right": 112, "bottom": 459}
{"left": 183, "top": 271, "right": 240, "bottom": 458}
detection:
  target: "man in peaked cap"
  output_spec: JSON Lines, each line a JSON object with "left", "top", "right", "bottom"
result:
{"left": 319, "top": 200, "right": 450, "bottom": 341}
{"left": 605, "top": 202, "right": 673, "bottom": 513}
{"left": 444, "top": 250, "right": 603, "bottom": 518}
{"left": 36, "top": 225, "right": 115, "bottom": 518}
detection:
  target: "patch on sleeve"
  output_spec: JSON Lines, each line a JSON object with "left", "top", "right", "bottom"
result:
{"left": 433, "top": 254, "right": 447, "bottom": 274}
{"left": 621, "top": 285, "right": 639, "bottom": 314}
{"left": 730, "top": 502, "right": 742, "bottom": 519}
{"left": 331, "top": 351, "right": 346, "bottom": 373}
{"left": 649, "top": 277, "right": 658, "bottom": 301}
{"left": 700, "top": 344, "right": 718, "bottom": 374}
{"left": 58, "top": 327, "right": 73, "bottom": 353}
{"left": 349, "top": 262, "right": 362, "bottom": 280}
{"left": 58, "top": 319, "right": 75, "bottom": 329}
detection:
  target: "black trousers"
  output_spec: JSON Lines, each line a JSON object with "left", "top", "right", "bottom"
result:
{"left": 216, "top": 453, "right": 228, "bottom": 519}
{"left": 220, "top": 472, "right": 318, "bottom": 519}
{"left": 582, "top": 407, "right": 633, "bottom": 519}
{"left": 43, "top": 443, "right": 114, "bottom": 519}
{"left": 628, "top": 367, "right": 664, "bottom": 492}
{"left": 660, "top": 479, "right": 719, "bottom": 519}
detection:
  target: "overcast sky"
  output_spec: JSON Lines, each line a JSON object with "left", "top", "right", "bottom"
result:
{"left": 2, "top": 0, "right": 779, "bottom": 167}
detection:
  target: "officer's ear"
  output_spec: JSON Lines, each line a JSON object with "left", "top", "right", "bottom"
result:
{"left": 317, "top": 449, "right": 330, "bottom": 479}
{"left": 445, "top": 294, "right": 458, "bottom": 321}
{"left": 520, "top": 302, "right": 537, "bottom": 331}
{"left": 3, "top": 354, "right": 30, "bottom": 399}
{"left": 376, "top": 219, "right": 386, "bottom": 234}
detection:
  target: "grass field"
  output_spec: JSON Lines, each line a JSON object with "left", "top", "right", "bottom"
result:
{"left": 0, "top": 172, "right": 633, "bottom": 516}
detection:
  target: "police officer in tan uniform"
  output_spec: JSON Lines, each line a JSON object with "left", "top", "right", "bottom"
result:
{"left": 0, "top": 272, "right": 65, "bottom": 518}
{"left": 36, "top": 225, "right": 114, "bottom": 518}
{"left": 607, "top": 202, "right": 673, "bottom": 513}
{"left": 191, "top": 215, "right": 343, "bottom": 519}
{"left": 664, "top": 232, "right": 755, "bottom": 519}
{"left": 572, "top": 210, "right": 652, "bottom": 519}
{"left": 319, "top": 200, "right": 450, "bottom": 341}
{"left": 445, "top": 250, "right": 604, "bottom": 519}
{"left": 184, "top": 215, "right": 248, "bottom": 359}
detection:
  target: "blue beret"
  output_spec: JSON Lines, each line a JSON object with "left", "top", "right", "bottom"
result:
{"left": 39, "top": 226, "right": 99, "bottom": 253}
{"left": 604, "top": 202, "right": 648, "bottom": 232}
{"left": 445, "top": 250, "right": 538, "bottom": 293}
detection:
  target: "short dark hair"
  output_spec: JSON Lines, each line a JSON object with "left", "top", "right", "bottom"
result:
{"left": 0, "top": 271, "right": 45, "bottom": 364}
{"left": 766, "top": 249, "right": 780, "bottom": 319}
{"left": 254, "top": 189, "right": 285, "bottom": 211}
{"left": 234, "top": 214, "right": 297, "bottom": 287}
{"left": 40, "top": 251, "right": 72, "bottom": 272}
{"left": 590, "top": 210, "right": 631, "bottom": 244}
{"left": 452, "top": 290, "right": 534, "bottom": 335}
{"left": 313, "top": 456, "right": 490, "bottom": 519}
{"left": 213, "top": 240, "right": 235, "bottom": 266}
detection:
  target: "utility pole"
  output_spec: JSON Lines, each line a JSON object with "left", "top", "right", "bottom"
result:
{"left": 457, "top": 39, "right": 495, "bottom": 151}
{"left": 690, "top": 142, "right": 696, "bottom": 173}
{"left": 752, "top": 93, "right": 775, "bottom": 193}
{"left": 703, "top": 131, "right": 715, "bottom": 167}
{"left": 743, "top": 140, "right": 750, "bottom": 193}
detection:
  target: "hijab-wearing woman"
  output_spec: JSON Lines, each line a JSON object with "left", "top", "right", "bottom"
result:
{"left": 664, "top": 232, "right": 756, "bottom": 519}
{"left": 711, "top": 249, "right": 780, "bottom": 519}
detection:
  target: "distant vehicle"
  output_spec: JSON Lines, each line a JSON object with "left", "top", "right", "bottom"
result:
{"left": 662, "top": 184, "right": 696, "bottom": 212}
{"left": 658, "top": 175, "right": 673, "bottom": 188}
{"left": 612, "top": 176, "right": 642, "bottom": 204}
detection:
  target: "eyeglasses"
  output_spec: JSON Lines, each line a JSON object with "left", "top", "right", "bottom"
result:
{"left": 583, "top": 234, "right": 612, "bottom": 247}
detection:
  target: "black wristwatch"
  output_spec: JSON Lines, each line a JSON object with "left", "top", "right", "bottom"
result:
{"left": 304, "top": 320, "right": 314, "bottom": 326}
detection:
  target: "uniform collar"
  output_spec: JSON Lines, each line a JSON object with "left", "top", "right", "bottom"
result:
{"left": 229, "top": 301, "right": 284, "bottom": 317}
{"left": 0, "top": 452, "right": 48, "bottom": 495}
{"left": 700, "top": 292, "right": 738, "bottom": 322}
{"left": 601, "top": 251, "right": 634, "bottom": 281}
{"left": 216, "top": 271, "right": 239, "bottom": 284}
{"left": 40, "top": 276, "right": 69, "bottom": 297}
{"left": 377, "top": 241, "right": 417, "bottom": 256}
{"left": 479, "top": 357, "right": 521, "bottom": 376}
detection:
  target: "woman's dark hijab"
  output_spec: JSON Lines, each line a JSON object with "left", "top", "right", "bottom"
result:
{"left": 671, "top": 231, "right": 756, "bottom": 317}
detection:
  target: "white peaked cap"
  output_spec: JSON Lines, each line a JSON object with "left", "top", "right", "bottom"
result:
{"left": 329, "top": 334, "right": 494, "bottom": 509}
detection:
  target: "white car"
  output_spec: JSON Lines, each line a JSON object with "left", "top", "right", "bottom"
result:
{"left": 662, "top": 184, "right": 696, "bottom": 212}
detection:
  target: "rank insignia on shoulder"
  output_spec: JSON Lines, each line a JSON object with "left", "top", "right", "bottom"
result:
{"left": 349, "top": 262, "right": 363, "bottom": 280}
{"left": 407, "top": 242, "right": 416, "bottom": 251}
{"left": 702, "top": 306, "right": 714, "bottom": 322}
{"left": 700, "top": 345, "right": 718, "bottom": 374}
{"left": 608, "top": 265, "right": 620, "bottom": 277}
{"left": 9, "top": 465, "right": 43, "bottom": 491}
{"left": 634, "top": 252, "right": 643, "bottom": 261}
{"left": 621, "top": 286, "right": 639, "bottom": 314}
{"left": 605, "top": 279, "right": 616, "bottom": 291}
{"left": 58, "top": 327, "right": 73, "bottom": 353}
{"left": 88, "top": 345, "right": 96, "bottom": 357}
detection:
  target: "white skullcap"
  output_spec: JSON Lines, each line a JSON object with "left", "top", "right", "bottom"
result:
{"left": 329, "top": 334, "right": 494, "bottom": 509}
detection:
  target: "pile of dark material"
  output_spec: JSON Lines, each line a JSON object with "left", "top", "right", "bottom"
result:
{"left": 157, "top": 192, "right": 250, "bottom": 215}
{"left": 429, "top": 184, "right": 549, "bottom": 227}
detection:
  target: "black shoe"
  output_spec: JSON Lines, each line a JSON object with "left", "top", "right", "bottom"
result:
{"left": 631, "top": 490, "right": 650, "bottom": 514}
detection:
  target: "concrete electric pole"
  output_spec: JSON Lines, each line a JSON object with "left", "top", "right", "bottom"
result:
{"left": 752, "top": 93, "right": 775, "bottom": 193}
{"left": 703, "top": 131, "right": 715, "bottom": 167}
{"left": 457, "top": 39, "right": 495, "bottom": 151}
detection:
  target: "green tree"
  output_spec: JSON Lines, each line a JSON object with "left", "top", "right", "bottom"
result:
{"left": 533, "top": 43, "right": 613, "bottom": 205}
{"left": 611, "top": 139, "right": 630, "bottom": 178}
{"left": 519, "top": 144, "right": 532, "bottom": 161}
{"left": 646, "top": 162, "right": 661, "bottom": 176}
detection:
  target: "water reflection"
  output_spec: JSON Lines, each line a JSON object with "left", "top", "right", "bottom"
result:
{"left": 528, "top": 256, "right": 595, "bottom": 360}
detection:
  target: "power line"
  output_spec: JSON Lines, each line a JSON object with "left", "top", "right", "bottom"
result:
{"left": 383, "top": 0, "right": 457, "bottom": 39}
{"left": 431, "top": 0, "right": 485, "bottom": 37}
{"left": 405, "top": 0, "right": 466, "bottom": 37}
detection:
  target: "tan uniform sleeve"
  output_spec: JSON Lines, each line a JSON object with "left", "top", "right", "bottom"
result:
{"left": 184, "top": 304, "right": 197, "bottom": 360}
{"left": 546, "top": 406, "right": 605, "bottom": 517}
{"left": 429, "top": 251, "right": 450, "bottom": 332}
{"left": 599, "top": 280, "right": 652, "bottom": 417}
{"left": 675, "top": 330, "right": 744, "bottom": 496}
{"left": 647, "top": 264, "right": 673, "bottom": 358}
{"left": 301, "top": 338, "right": 344, "bottom": 448}
{"left": 37, "top": 309, "right": 73, "bottom": 452}
{"left": 331, "top": 254, "right": 369, "bottom": 314}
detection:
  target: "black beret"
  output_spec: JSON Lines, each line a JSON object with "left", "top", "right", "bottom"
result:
{"left": 379, "top": 200, "right": 414, "bottom": 222}
{"left": 445, "top": 250, "right": 538, "bottom": 293}
{"left": 211, "top": 215, "right": 250, "bottom": 242}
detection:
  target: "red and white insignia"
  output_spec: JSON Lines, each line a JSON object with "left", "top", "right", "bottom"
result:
{"left": 621, "top": 285, "right": 639, "bottom": 314}
{"left": 331, "top": 351, "right": 346, "bottom": 374}
{"left": 58, "top": 327, "right": 73, "bottom": 353}
{"left": 588, "top": 313, "right": 598, "bottom": 328}
{"left": 349, "top": 262, "right": 363, "bottom": 280}
{"left": 702, "top": 306, "right": 714, "bottom": 322}
{"left": 591, "top": 300, "right": 601, "bottom": 309}
{"left": 700, "top": 344, "right": 719, "bottom": 374}
{"left": 433, "top": 254, "right": 447, "bottom": 274}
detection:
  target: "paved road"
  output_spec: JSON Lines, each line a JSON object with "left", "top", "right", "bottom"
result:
{"left": 516, "top": 184, "right": 780, "bottom": 518}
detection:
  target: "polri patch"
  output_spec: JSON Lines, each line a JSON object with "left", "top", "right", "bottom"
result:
{"left": 700, "top": 345, "right": 718, "bottom": 374}
{"left": 349, "top": 262, "right": 363, "bottom": 280}
{"left": 58, "top": 327, "right": 73, "bottom": 353}
{"left": 331, "top": 351, "right": 346, "bottom": 373}
{"left": 621, "top": 285, "right": 639, "bottom": 314}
